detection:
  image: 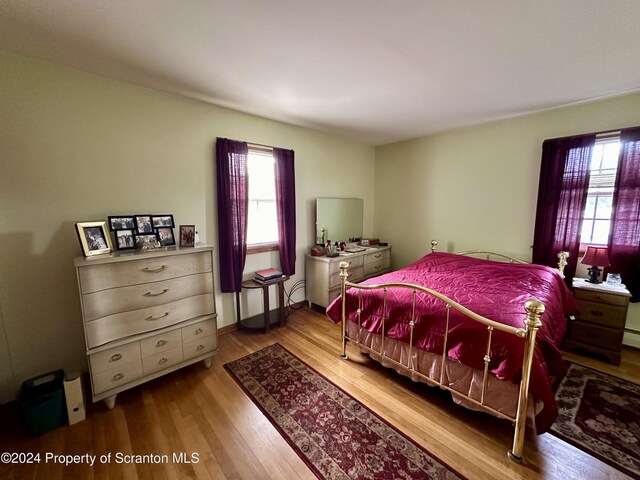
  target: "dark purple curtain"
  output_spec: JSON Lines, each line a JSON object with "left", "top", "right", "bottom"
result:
{"left": 532, "top": 135, "right": 595, "bottom": 282}
{"left": 273, "top": 147, "right": 296, "bottom": 276}
{"left": 609, "top": 127, "right": 640, "bottom": 302}
{"left": 216, "top": 138, "right": 249, "bottom": 293}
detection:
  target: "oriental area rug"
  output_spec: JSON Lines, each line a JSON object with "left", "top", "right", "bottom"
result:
{"left": 224, "top": 343, "right": 464, "bottom": 480}
{"left": 550, "top": 363, "right": 640, "bottom": 479}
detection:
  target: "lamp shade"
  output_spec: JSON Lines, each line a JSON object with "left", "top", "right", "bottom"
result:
{"left": 580, "top": 246, "right": 610, "bottom": 267}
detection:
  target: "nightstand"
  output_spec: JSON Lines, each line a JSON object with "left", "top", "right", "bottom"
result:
{"left": 564, "top": 278, "right": 631, "bottom": 365}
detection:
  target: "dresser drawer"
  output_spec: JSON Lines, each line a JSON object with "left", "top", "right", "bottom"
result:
{"left": 142, "top": 345, "right": 184, "bottom": 375}
{"left": 567, "top": 320, "right": 623, "bottom": 351}
{"left": 574, "top": 288, "right": 629, "bottom": 307}
{"left": 364, "top": 249, "right": 390, "bottom": 265}
{"left": 78, "top": 251, "right": 212, "bottom": 293}
{"left": 182, "top": 318, "right": 216, "bottom": 343}
{"left": 575, "top": 299, "right": 627, "bottom": 328}
{"left": 86, "top": 294, "right": 215, "bottom": 348}
{"left": 183, "top": 335, "right": 218, "bottom": 361}
{"left": 82, "top": 273, "right": 213, "bottom": 321}
{"left": 140, "top": 329, "right": 183, "bottom": 357}
{"left": 329, "top": 256, "right": 364, "bottom": 275}
{"left": 329, "top": 265, "right": 364, "bottom": 288}
{"left": 89, "top": 342, "right": 142, "bottom": 375}
{"left": 92, "top": 360, "right": 143, "bottom": 395}
{"left": 364, "top": 258, "right": 391, "bottom": 276}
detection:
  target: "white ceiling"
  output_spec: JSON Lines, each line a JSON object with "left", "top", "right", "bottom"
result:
{"left": 2, "top": 0, "right": 640, "bottom": 146}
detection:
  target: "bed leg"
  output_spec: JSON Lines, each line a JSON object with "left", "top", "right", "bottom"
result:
{"left": 509, "top": 299, "right": 544, "bottom": 463}
{"left": 339, "top": 261, "right": 349, "bottom": 360}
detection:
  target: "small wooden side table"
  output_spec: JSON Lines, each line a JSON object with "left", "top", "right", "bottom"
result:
{"left": 235, "top": 276, "right": 289, "bottom": 333}
{"left": 564, "top": 278, "right": 631, "bottom": 365}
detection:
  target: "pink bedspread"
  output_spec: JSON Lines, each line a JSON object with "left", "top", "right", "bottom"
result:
{"left": 326, "top": 252, "right": 579, "bottom": 432}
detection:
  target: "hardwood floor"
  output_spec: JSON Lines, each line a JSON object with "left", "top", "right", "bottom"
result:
{"left": 1, "top": 306, "right": 638, "bottom": 480}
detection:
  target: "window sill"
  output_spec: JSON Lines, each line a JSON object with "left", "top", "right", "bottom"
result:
{"left": 247, "top": 243, "right": 279, "bottom": 255}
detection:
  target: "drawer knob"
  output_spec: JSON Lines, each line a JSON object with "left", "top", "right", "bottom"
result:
{"left": 156, "top": 340, "right": 167, "bottom": 347}
{"left": 112, "top": 373, "right": 124, "bottom": 382}
{"left": 158, "top": 358, "right": 168, "bottom": 366}
{"left": 196, "top": 344, "right": 205, "bottom": 351}
{"left": 142, "top": 265, "right": 167, "bottom": 273}
{"left": 591, "top": 310, "right": 604, "bottom": 317}
{"left": 145, "top": 312, "right": 169, "bottom": 321}
{"left": 110, "top": 353, "right": 122, "bottom": 362}
{"left": 195, "top": 328, "right": 204, "bottom": 335}
{"left": 144, "top": 288, "right": 169, "bottom": 297}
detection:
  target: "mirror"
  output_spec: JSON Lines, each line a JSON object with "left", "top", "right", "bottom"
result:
{"left": 316, "top": 198, "right": 363, "bottom": 244}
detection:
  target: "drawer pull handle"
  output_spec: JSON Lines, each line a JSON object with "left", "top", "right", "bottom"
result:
{"left": 591, "top": 310, "right": 604, "bottom": 317}
{"left": 197, "top": 344, "right": 205, "bottom": 351}
{"left": 374, "top": 254, "right": 382, "bottom": 259}
{"left": 195, "top": 328, "right": 204, "bottom": 335}
{"left": 142, "top": 265, "right": 167, "bottom": 273}
{"left": 156, "top": 340, "right": 167, "bottom": 347}
{"left": 145, "top": 312, "right": 169, "bottom": 321}
{"left": 158, "top": 358, "right": 168, "bottom": 366}
{"left": 112, "top": 373, "right": 124, "bottom": 382}
{"left": 110, "top": 353, "right": 122, "bottom": 362}
{"left": 144, "top": 288, "right": 169, "bottom": 297}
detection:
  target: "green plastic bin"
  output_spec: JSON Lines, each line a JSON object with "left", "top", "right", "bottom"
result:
{"left": 19, "top": 369, "right": 65, "bottom": 435}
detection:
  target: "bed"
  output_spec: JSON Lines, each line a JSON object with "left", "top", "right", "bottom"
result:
{"left": 325, "top": 241, "right": 578, "bottom": 461}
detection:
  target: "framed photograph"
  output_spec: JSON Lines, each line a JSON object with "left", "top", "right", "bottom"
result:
{"left": 134, "top": 215, "right": 154, "bottom": 234}
{"left": 115, "top": 229, "right": 136, "bottom": 250}
{"left": 152, "top": 214, "right": 174, "bottom": 228}
{"left": 108, "top": 215, "right": 135, "bottom": 231}
{"left": 179, "top": 225, "right": 196, "bottom": 247}
{"left": 156, "top": 227, "right": 175, "bottom": 246}
{"left": 76, "top": 221, "right": 113, "bottom": 257}
{"left": 135, "top": 233, "right": 159, "bottom": 249}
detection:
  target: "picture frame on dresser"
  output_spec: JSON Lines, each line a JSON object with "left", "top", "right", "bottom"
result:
{"left": 135, "top": 233, "right": 159, "bottom": 249}
{"left": 108, "top": 215, "right": 135, "bottom": 231}
{"left": 179, "top": 225, "right": 196, "bottom": 247}
{"left": 156, "top": 227, "right": 175, "bottom": 246}
{"left": 115, "top": 229, "right": 136, "bottom": 250}
{"left": 134, "top": 214, "right": 154, "bottom": 234}
{"left": 76, "top": 221, "right": 113, "bottom": 257}
{"left": 152, "top": 214, "right": 174, "bottom": 228}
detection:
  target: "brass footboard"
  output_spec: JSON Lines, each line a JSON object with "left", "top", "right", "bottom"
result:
{"left": 338, "top": 261, "right": 545, "bottom": 462}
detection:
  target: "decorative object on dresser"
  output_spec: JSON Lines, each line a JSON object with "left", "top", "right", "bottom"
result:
{"left": 108, "top": 213, "right": 176, "bottom": 251}
{"left": 74, "top": 245, "right": 218, "bottom": 409}
{"left": 580, "top": 245, "right": 610, "bottom": 284}
{"left": 564, "top": 278, "right": 630, "bottom": 365}
{"left": 305, "top": 245, "right": 392, "bottom": 308}
{"left": 179, "top": 224, "right": 196, "bottom": 247}
{"left": 75, "top": 221, "right": 113, "bottom": 257}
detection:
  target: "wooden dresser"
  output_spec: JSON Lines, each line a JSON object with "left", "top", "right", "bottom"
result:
{"left": 305, "top": 246, "right": 392, "bottom": 308}
{"left": 564, "top": 278, "right": 630, "bottom": 365}
{"left": 75, "top": 245, "right": 218, "bottom": 408}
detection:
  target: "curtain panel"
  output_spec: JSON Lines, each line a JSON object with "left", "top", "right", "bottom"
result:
{"left": 532, "top": 135, "right": 596, "bottom": 283}
{"left": 609, "top": 127, "right": 640, "bottom": 301}
{"left": 273, "top": 147, "right": 296, "bottom": 276}
{"left": 216, "top": 138, "right": 249, "bottom": 293}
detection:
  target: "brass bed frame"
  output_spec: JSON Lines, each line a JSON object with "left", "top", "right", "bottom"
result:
{"left": 338, "top": 240, "right": 569, "bottom": 462}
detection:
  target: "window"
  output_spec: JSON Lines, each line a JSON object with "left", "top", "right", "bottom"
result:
{"left": 246, "top": 148, "right": 279, "bottom": 247}
{"left": 580, "top": 136, "right": 620, "bottom": 245}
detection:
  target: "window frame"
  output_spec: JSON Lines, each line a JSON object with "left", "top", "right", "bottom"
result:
{"left": 246, "top": 145, "right": 279, "bottom": 254}
{"left": 579, "top": 135, "right": 620, "bottom": 249}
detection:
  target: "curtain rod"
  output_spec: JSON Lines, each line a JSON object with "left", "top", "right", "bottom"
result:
{"left": 545, "top": 125, "right": 638, "bottom": 142}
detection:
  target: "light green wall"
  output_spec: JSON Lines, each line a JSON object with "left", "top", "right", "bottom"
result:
{"left": 374, "top": 92, "right": 640, "bottom": 347}
{"left": 0, "top": 52, "right": 375, "bottom": 402}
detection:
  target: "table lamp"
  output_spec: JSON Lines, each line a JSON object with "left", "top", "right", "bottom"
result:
{"left": 580, "top": 246, "right": 610, "bottom": 284}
